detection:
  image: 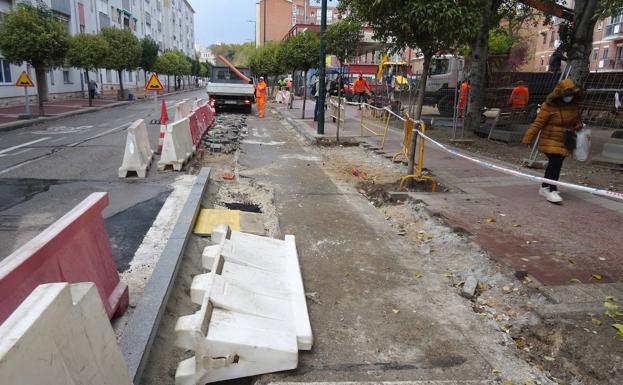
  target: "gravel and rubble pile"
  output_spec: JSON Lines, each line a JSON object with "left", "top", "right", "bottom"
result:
{"left": 202, "top": 114, "right": 248, "bottom": 154}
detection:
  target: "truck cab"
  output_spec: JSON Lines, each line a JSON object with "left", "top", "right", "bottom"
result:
{"left": 207, "top": 66, "right": 256, "bottom": 113}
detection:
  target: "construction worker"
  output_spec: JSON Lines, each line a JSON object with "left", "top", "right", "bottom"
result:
{"left": 353, "top": 73, "right": 371, "bottom": 105}
{"left": 509, "top": 80, "right": 530, "bottom": 109}
{"left": 458, "top": 80, "right": 470, "bottom": 118}
{"left": 256, "top": 76, "right": 267, "bottom": 118}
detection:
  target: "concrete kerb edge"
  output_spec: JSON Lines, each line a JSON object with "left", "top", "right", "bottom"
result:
{"left": 0, "top": 88, "right": 203, "bottom": 133}
{"left": 119, "top": 167, "right": 211, "bottom": 385}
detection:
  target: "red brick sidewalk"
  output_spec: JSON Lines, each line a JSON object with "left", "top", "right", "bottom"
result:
{"left": 0, "top": 98, "right": 120, "bottom": 125}
{"left": 281, "top": 99, "right": 623, "bottom": 286}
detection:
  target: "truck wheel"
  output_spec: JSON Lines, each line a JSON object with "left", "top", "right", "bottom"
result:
{"left": 437, "top": 96, "right": 454, "bottom": 117}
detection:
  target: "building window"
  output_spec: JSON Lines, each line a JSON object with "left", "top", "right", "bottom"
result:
{"left": 592, "top": 48, "right": 599, "bottom": 60}
{"left": 0, "top": 58, "right": 12, "bottom": 84}
{"left": 128, "top": 71, "right": 133, "bottom": 82}
{"left": 63, "top": 70, "right": 71, "bottom": 84}
{"left": 49, "top": 70, "right": 55, "bottom": 85}
{"left": 617, "top": 46, "right": 623, "bottom": 60}
{"left": 603, "top": 47, "right": 609, "bottom": 59}
{"left": 145, "top": 11, "right": 151, "bottom": 25}
{"left": 106, "top": 69, "right": 112, "bottom": 83}
{"left": 549, "top": 31, "right": 556, "bottom": 47}
{"left": 540, "top": 56, "right": 544, "bottom": 66}
{"left": 597, "top": 19, "right": 603, "bottom": 31}
{"left": 541, "top": 32, "right": 547, "bottom": 45}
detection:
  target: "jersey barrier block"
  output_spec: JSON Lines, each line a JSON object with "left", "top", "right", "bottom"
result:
{"left": 119, "top": 119, "right": 154, "bottom": 178}
{"left": 0, "top": 192, "right": 129, "bottom": 325}
{"left": 0, "top": 283, "right": 133, "bottom": 385}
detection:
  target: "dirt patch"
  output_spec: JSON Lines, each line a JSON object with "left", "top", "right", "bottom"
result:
{"left": 518, "top": 314, "right": 623, "bottom": 385}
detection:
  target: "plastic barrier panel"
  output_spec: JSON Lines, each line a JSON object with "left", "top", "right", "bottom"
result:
{"left": 174, "top": 100, "right": 192, "bottom": 121}
{"left": 119, "top": 119, "right": 154, "bottom": 178}
{"left": 0, "top": 283, "right": 133, "bottom": 385}
{"left": 158, "top": 118, "right": 194, "bottom": 171}
{"left": 174, "top": 227, "right": 312, "bottom": 384}
{"left": 0, "top": 193, "right": 128, "bottom": 324}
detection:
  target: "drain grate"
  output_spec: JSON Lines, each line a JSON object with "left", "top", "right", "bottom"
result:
{"left": 223, "top": 202, "right": 262, "bottom": 213}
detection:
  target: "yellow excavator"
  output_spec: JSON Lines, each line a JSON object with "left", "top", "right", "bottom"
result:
{"left": 377, "top": 56, "right": 411, "bottom": 92}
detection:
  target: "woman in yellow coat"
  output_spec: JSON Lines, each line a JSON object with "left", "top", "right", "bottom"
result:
{"left": 522, "top": 79, "right": 583, "bottom": 204}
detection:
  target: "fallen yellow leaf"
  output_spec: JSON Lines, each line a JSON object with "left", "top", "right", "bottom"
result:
{"left": 413, "top": 272, "right": 423, "bottom": 279}
{"left": 591, "top": 317, "right": 602, "bottom": 326}
{"left": 543, "top": 355, "right": 555, "bottom": 362}
{"left": 491, "top": 368, "right": 500, "bottom": 374}
{"left": 523, "top": 380, "right": 536, "bottom": 385}
{"left": 442, "top": 272, "right": 453, "bottom": 277}
{"left": 612, "top": 323, "right": 623, "bottom": 336}
{"left": 604, "top": 301, "right": 621, "bottom": 310}
{"left": 569, "top": 278, "right": 582, "bottom": 284}
{"left": 485, "top": 218, "right": 497, "bottom": 223}
{"left": 392, "top": 308, "right": 400, "bottom": 315}
{"left": 605, "top": 311, "right": 623, "bottom": 318}
{"left": 592, "top": 273, "right": 603, "bottom": 281}
{"left": 555, "top": 251, "right": 564, "bottom": 257}
{"left": 605, "top": 296, "right": 619, "bottom": 302}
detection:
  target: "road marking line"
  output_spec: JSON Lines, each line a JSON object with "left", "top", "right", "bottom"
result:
{"left": 50, "top": 137, "right": 67, "bottom": 143}
{"left": 0, "top": 137, "right": 50, "bottom": 155}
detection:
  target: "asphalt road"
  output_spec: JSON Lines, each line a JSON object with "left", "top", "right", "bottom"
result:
{"left": 0, "top": 88, "right": 208, "bottom": 268}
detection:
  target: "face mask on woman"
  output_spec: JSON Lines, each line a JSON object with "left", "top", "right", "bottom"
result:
{"left": 563, "top": 95, "right": 574, "bottom": 103}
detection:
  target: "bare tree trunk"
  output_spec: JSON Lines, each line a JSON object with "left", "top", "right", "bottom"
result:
{"left": 86, "top": 71, "right": 92, "bottom": 107}
{"left": 567, "top": 0, "right": 598, "bottom": 86}
{"left": 302, "top": 70, "right": 308, "bottom": 119}
{"left": 34, "top": 66, "right": 47, "bottom": 116}
{"left": 407, "top": 53, "right": 431, "bottom": 177}
{"left": 465, "top": 0, "right": 501, "bottom": 134}
{"left": 117, "top": 69, "right": 125, "bottom": 100}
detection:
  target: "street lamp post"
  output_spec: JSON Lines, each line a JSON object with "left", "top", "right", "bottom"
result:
{"left": 247, "top": 20, "right": 257, "bottom": 47}
{"left": 317, "top": 0, "right": 327, "bottom": 135}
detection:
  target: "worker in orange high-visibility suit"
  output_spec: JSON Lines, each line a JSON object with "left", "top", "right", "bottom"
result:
{"left": 458, "top": 80, "right": 470, "bottom": 118}
{"left": 509, "top": 80, "right": 530, "bottom": 109}
{"left": 256, "top": 76, "right": 267, "bottom": 118}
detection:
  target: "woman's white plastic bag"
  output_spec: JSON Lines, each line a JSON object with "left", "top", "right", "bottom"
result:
{"left": 573, "top": 126, "right": 591, "bottom": 162}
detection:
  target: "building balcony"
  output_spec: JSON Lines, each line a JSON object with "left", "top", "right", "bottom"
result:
{"left": 604, "top": 22, "right": 623, "bottom": 38}
{"left": 595, "top": 58, "right": 623, "bottom": 70}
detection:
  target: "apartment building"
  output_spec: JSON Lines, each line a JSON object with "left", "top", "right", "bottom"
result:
{"left": 255, "top": 0, "right": 339, "bottom": 46}
{"left": 0, "top": 0, "right": 194, "bottom": 103}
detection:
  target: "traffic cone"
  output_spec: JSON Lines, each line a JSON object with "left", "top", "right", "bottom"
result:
{"left": 157, "top": 100, "right": 168, "bottom": 154}
{"left": 160, "top": 99, "right": 169, "bottom": 125}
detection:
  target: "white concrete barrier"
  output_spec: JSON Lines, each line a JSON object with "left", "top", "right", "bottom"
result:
{"left": 174, "top": 100, "right": 192, "bottom": 121}
{"left": 119, "top": 119, "right": 154, "bottom": 178}
{"left": 158, "top": 118, "right": 194, "bottom": 171}
{"left": 0, "top": 283, "right": 132, "bottom": 385}
{"left": 174, "top": 227, "right": 312, "bottom": 385}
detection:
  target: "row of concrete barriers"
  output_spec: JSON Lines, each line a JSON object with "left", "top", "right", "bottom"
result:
{"left": 119, "top": 98, "right": 215, "bottom": 177}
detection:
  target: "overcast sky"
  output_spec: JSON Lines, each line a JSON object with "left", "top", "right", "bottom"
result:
{"left": 188, "top": 0, "right": 257, "bottom": 47}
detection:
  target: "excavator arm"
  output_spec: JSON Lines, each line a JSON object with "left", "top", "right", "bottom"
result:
{"left": 520, "top": 0, "right": 574, "bottom": 21}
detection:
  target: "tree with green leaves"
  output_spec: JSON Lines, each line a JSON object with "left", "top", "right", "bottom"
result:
{"left": 325, "top": 18, "right": 363, "bottom": 133}
{"left": 248, "top": 42, "right": 283, "bottom": 79}
{"left": 154, "top": 51, "right": 176, "bottom": 92}
{"left": 140, "top": 36, "right": 160, "bottom": 85}
{"left": 277, "top": 31, "right": 320, "bottom": 115}
{"left": 67, "top": 33, "right": 109, "bottom": 106}
{"left": 0, "top": 2, "right": 69, "bottom": 115}
{"left": 100, "top": 27, "right": 141, "bottom": 100}
{"left": 342, "top": 0, "right": 481, "bottom": 178}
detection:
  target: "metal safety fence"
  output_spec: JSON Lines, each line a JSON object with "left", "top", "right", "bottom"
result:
{"left": 329, "top": 96, "right": 346, "bottom": 126}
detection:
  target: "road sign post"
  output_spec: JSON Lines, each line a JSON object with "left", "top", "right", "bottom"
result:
{"left": 317, "top": 0, "right": 328, "bottom": 135}
{"left": 15, "top": 71, "right": 35, "bottom": 119}
{"left": 145, "top": 73, "right": 165, "bottom": 111}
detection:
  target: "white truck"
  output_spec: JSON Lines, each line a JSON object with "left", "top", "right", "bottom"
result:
{"left": 412, "top": 55, "right": 465, "bottom": 117}
{"left": 207, "top": 66, "right": 255, "bottom": 114}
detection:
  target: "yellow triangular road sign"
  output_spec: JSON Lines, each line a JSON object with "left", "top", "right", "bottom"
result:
{"left": 145, "top": 73, "right": 164, "bottom": 91}
{"left": 15, "top": 71, "right": 34, "bottom": 87}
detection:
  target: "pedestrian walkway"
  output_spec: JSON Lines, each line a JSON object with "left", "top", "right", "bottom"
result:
{"left": 243, "top": 113, "right": 547, "bottom": 384}
{"left": 279, "top": 99, "right": 623, "bottom": 286}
